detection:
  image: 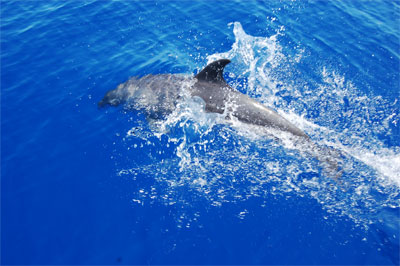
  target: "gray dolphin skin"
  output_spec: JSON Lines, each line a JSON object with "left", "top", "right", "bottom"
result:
{"left": 99, "top": 59, "right": 309, "bottom": 139}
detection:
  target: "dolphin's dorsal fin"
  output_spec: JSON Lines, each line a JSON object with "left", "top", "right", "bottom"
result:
{"left": 195, "top": 59, "right": 231, "bottom": 83}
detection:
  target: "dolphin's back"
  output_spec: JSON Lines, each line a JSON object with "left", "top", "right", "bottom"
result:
{"left": 192, "top": 60, "right": 308, "bottom": 138}
{"left": 231, "top": 93, "right": 309, "bottom": 138}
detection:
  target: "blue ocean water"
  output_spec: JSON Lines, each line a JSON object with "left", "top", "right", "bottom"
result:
{"left": 1, "top": 0, "right": 399, "bottom": 265}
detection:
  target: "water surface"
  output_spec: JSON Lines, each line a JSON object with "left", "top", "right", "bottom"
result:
{"left": 1, "top": 1, "right": 399, "bottom": 265}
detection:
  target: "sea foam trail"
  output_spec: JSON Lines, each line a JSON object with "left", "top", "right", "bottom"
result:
{"left": 209, "top": 22, "right": 400, "bottom": 187}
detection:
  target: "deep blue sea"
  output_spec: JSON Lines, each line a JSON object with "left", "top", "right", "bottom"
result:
{"left": 1, "top": 1, "right": 400, "bottom": 265}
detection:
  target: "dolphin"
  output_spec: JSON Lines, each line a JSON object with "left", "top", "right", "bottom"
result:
{"left": 99, "top": 59, "right": 309, "bottom": 139}
{"left": 100, "top": 59, "right": 343, "bottom": 178}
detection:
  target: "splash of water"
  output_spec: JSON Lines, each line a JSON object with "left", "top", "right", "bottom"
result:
{"left": 118, "top": 22, "right": 399, "bottom": 228}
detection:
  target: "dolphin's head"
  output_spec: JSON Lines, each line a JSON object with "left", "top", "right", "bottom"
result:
{"left": 98, "top": 83, "right": 129, "bottom": 108}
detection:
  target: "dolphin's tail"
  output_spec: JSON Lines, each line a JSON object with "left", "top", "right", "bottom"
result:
{"left": 309, "top": 142, "right": 344, "bottom": 181}
{"left": 293, "top": 138, "right": 344, "bottom": 181}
